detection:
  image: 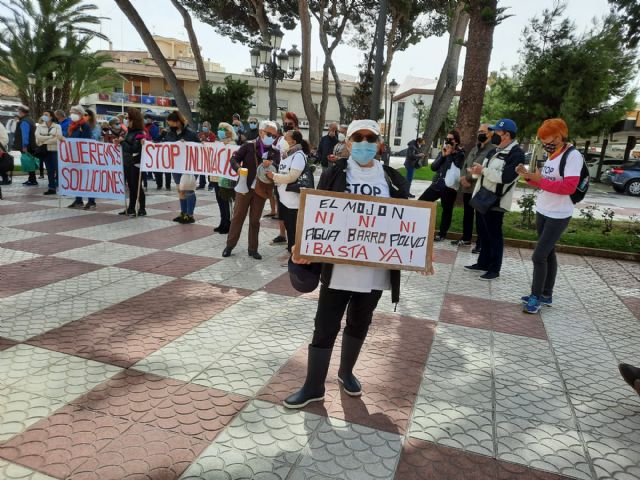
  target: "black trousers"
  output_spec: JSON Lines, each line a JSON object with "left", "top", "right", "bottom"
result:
{"left": 462, "top": 192, "right": 475, "bottom": 242}
{"left": 155, "top": 172, "right": 171, "bottom": 188}
{"left": 311, "top": 285, "right": 383, "bottom": 349}
{"left": 419, "top": 185, "right": 457, "bottom": 237}
{"left": 476, "top": 210, "right": 504, "bottom": 274}
{"left": 124, "top": 162, "right": 145, "bottom": 211}
{"left": 213, "top": 183, "right": 231, "bottom": 229}
{"left": 531, "top": 213, "right": 571, "bottom": 297}
{"left": 278, "top": 201, "right": 298, "bottom": 252}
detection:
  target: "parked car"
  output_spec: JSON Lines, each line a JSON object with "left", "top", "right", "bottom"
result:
{"left": 609, "top": 160, "right": 640, "bottom": 196}
{"left": 586, "top": 157, "right": 622, "bottom": 179}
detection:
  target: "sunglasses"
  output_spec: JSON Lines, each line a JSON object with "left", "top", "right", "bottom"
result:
{"left": 284, "top": 123, "right": 295, "bottom": 127}
{"left": 264, "top": 132, "right": 277, "bottom": 138}
{"left": 350, "top": 132, "right": 379, "bottom": 143}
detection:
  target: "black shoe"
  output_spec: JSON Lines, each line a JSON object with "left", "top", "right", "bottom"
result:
{"left": 127, "top": 210, "right": 137, "bottom": 217}
{"left": 338, "top": 335, "right": 365, "bottom": 397}
{"left": 118, "top": 210, "right": 129, "bottom": 216}
{"left": 284, "top": 346, "right": 333, "bottom": 409}
{"left": 408, "top": 193, "right": 416, "bottom": 198}
{"left": 67, "top": 201, "right": 83, "bottom": 208}
{"left": 137, "top": 209, "right": 147, "bottom": 217}
{"left": 213, "top": 226, "right": 221, "bottom": 232}
{"left": 207, "top": 183, "right": 214, "bottom": 191}
{"left": 156, "top": 185, "right": 162, "bottom": 190}
{"left": 196, "top": 185, "right": 205, "bottom": 190}
{"left": 619, "top": 364, "right": 640, "bottom": 394}
{"left": 271, "top": 235, "right": 287, "bottom": 245}
{"left": 0, "top": 180, "right": 11, "bottom": 185}
{"left": 23, "top": 180, "right": 38, "bottom": 186}
{"left": 166, "top": 186, "right": 171, "bottom": 190}
{"left": 83, "top": 202, "right": 96, "bottom": 210}
{"left": 43, "top": 189, "right": 56, "bottom": 195}
{"left": 472, "top": 247, "right": 481, "bottom": 254}
{"left": 480, "top": 271, "right": 499, "bottom": 280}
{"left": 464, "top": 264, "right": 487, "bottom": 271}
{"left": 183, "top": 215, "right": 195, "bottom": 224}
{"left": 217, "top": 226, "right": 230, "bottom": 234}
{"left": 39, "top": 174, "right": 45, "bottom": 179}
{"left": 222, "top": 247, "right": 233, "bottom": 257}
{"left": 172, "top": 213, "right": 185, "bottom": 222}
{"left": 434, "top": 234, "right": 445, "bottom": 242}
{"left": 248, "top": 250, "right": 262, "bottom": 260}
{"left": 451, "top": 239, "right": 471, "bottom": 246}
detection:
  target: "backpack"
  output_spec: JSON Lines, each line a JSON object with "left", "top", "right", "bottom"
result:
{"left": 559, "top": 146, "right": 589, "bottom": 204}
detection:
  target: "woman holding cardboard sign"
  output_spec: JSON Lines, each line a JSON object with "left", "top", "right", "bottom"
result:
{"left": 283, "top": 119, "right": 419, "bottom": 409}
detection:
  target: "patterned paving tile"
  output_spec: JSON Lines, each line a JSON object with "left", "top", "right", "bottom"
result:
{"left": 0, "top": 227, "right": 46, "bottom": 244}
{"left": 298, "top": 416, "right": 403, "bottom": 480}
{"left": 14, "top": 212, "right": 125, "bottom": 233}
{"left": 0, "top": 387, "right": 66, "bottom": 442}
{"left": 116, "top": 251, "right": 219, "bottom": 277}
{"left": 114, "top": 224, "right": 214, "bottom": 249}
{"left": 0, "top": 257, "right": 101, "bottom": 298}
{"left": 0, "top": 459, "right": 58, "bottom": 480}
{"left": 0, "top": 234, "right": 98, "bottom": 255}
{"left": 54, "top": 241, "right": 158, "bottom": 266}
{"left": 0, "top": 247, "right": 40, "bottom": 266}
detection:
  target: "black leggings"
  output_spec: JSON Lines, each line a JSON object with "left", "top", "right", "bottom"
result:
{"left": 311, "top": 284, "right": 383, "bottom": 349}
{"left": 278, "top": 201, "right": 298, "bottom": 252}
{"left": 419, "top": 185, "right": 457, "bottom": 237}
{"left": 124, "top": 162, "right": 145, "bottom": 211}
{"left": 531, "top": 213, "right": 571, "bottom": 297}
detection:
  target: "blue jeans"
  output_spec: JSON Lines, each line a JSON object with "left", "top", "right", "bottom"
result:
{"left": 405, "top": 166, "right": 415, "bottom": 186}
{"left": 43, "top": 151, "right": 58, "bottom": 190}
{"left": 476, "top": 210, "right": 504, "bottom": 274}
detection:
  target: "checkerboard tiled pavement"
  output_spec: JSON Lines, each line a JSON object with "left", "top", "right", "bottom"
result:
{"left": 0, "top": 183, "right": 638, "bottom": 480}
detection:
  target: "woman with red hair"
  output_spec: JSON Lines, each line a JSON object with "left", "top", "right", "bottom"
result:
{"left": 517, "top": 118, "right": 585, "bottom": 314}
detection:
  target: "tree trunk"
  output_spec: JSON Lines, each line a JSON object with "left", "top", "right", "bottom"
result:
{"left": 246, "top": 0, "right": 275, "bottom": 118}
{"left": 298, "top": 0, "right": 320, "bottom": 147}
{"left": 455, "top": 0, "right": 497, "bottom": 154}
{"left": 114, "top": 0, "right": 194, "bottom": 126}
{"left": 370, "top": 0, "right": 388, "bottom": 120}
{"left": 422, "top": 3, "right": 469, "bottom": 148}
{"left": 171, "top": 0, "right": 207, "bottom": 91}
{"left": 329, "top": 59, "right": 347, "bottom": 123}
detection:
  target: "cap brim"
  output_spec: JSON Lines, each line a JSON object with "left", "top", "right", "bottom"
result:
{"left": 347, "top": 127, "right": 380, "bottom": 138}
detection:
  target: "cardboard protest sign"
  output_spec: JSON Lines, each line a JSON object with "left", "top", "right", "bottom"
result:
{"left": 294, "top": 190, "right": 436, "bottom": 272}
{"left": 140, "top": 141, "right": 240, "bottom": 181}
{"left": 57, "top": 138, "right": 125, "bottom": 200}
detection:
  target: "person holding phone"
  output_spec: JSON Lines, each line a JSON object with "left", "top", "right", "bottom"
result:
{"left": 418, "top": 130, "right": 465, "bottom": 241}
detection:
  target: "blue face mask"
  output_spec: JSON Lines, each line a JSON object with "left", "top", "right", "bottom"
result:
{"left": 232, "top": 126, "right": 238, "bottom": 132}
{"left": 202, "top": 127, "right": 209, "bottom": 133}
{"left": 249, "top": 122, "right": 257, "bottom": 130}
{"left": 351, "top": 142, "right": 378, "bottom": 165}
{"left": 217, "top": 130, "right": 226, "bottom": 140}
{"left": 262, "top": 135, "right": 275, "bottom": 147}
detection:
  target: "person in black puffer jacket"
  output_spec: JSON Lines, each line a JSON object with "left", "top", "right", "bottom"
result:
{"left": 117, "top": 108, "right": 147, "bottom": 217}
{"left": 164, "top": 110, "right": 200, "bottom": 224}
{"left": 418, "top": 129, "right": 465, "bottom": 241}
{"left": 283, "top": 119, "right": 431, "bottom": 410}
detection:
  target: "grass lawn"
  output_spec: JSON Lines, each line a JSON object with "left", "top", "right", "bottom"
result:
{"left": 396, "top": 166, "right": 436, "bottom": 182}
{"left": 438, "top": 204, "right": 640, "bottom": 253}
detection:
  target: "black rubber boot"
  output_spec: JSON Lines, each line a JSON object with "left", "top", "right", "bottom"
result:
{"left": 619, "top": 363, "right": 640, "bottom": 395}
{"left": 337, "top": 334, "right": 365, "bottom": 397}
{"left": 284, "top": 345, "right": 333, "bottom": 409}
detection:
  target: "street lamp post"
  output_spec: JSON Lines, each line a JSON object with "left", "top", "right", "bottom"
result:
{"left": 386, "top": 78, "right": 398, "bottom": 146}
{"left": 250, "top": 25, "right": 301, "bottom": 120}
{"left": 27, "top": 73, "right": 36, "bottom": 115}
{"left": 415, "top": 98, "right": 425, "bottom": 139}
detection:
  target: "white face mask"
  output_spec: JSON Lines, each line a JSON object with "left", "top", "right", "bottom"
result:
{"left": 70, "top": 113, "right": 80, "bottom": 122}
{"left": 338, "top": 133, "right": 345, "bottom": 142}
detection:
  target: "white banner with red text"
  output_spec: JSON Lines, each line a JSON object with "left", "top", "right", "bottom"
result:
{"left": 57, "top": 138, "right": 125, "bottom": 200}
{"left": 140, "top": 141, "right": 240, "bottom": 181}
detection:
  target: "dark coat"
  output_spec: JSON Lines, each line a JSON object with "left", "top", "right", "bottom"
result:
{"left": 317, "top": 134, "right": 339, "bottom": 167}
{"left": 13, "top": 116, "right": 36, "bottom": 153}
{"left": 403, "top": 140, "right": 422, "bottom": 169}
{"left": 121, "top": 128, "right": 145, "bottom": 166}
{"left": 163, "top": 125, "right": 200, "bottom": 143}
{"left": 430, "top": 148, "right": 465, "bottom": 190}
{"left": 317, "top": 158, "right": 410, "bottom": 304}
{"left": 230, "top": 140, "right": 281, "bottom": 189}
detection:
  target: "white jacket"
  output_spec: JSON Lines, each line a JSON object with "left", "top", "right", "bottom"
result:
{"left": 36, "top": 123, "right": 62, "bottom": 152}
{"left": 472, "top": 140, "right": 523, "bottom": 212}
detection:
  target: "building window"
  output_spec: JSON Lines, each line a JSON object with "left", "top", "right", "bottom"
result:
{"left": 394, "top": 138, "right": 401, "bottom": 146}
{"left": 133, "top": 85, "right": 142, "bottom": 95}
{"left": 394, "top": 102, "right": 405, "bottom": 137}
{"left": 277, "top": 99, "right": 288, "bottom": 111}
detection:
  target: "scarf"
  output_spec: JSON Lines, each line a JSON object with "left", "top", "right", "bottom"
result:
{"left": 67, "top": 117, "right": 87, "bottom": 137}
{"left": 283, "top": 143, "right": 303, "bottom": 158}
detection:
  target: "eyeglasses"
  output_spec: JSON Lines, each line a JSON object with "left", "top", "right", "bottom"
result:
{"left": 446, "top": 137, "right": 455, "bottom": 142}
{"left": 350, "top": 132, "right": 379, "bottom": 143}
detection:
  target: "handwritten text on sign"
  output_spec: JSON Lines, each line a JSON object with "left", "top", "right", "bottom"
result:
{"left": 295, "top": 190, "right": 435, "bottom": 271}
{"left": 140, "top": 141, "right": 240, "bottom": 180}
{"left": 57, "top": 138, "right": 125, "bottom": 200}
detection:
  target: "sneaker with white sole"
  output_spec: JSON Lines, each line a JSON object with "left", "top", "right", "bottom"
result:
{"left": 521, "top": 295, "right": 552, "bottom": 307}
{"left": 523, "top": 295, "right": 541, "bottom": 314}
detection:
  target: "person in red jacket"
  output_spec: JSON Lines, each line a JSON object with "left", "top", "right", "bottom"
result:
{"left": 517, "top": 118, "right": 583, "bottom": 314}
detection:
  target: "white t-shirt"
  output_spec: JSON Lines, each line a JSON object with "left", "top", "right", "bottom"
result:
{"left": 536, "top": 147, "right": 583, "bottom": 219}
{"left": 329, "top": 159, "right": 391, "bottom": 293}
{"left": 277, "top": 150, "right": 307, "bottom": 209}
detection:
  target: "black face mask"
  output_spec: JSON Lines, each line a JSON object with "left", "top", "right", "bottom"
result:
{"left": 477, "top": 133, "right": 488, "bottom": 144}
{"left": 169, "top": 126, "right": 178, "bottom": 132}
{"left": 491, "top": 133, "right": 502, "bottom": 145}
{"left": 283, "top": 125, "right": 293, "bottom": 132}
{"left": 542, "top": 143, "right": 557, "bottom": 154}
